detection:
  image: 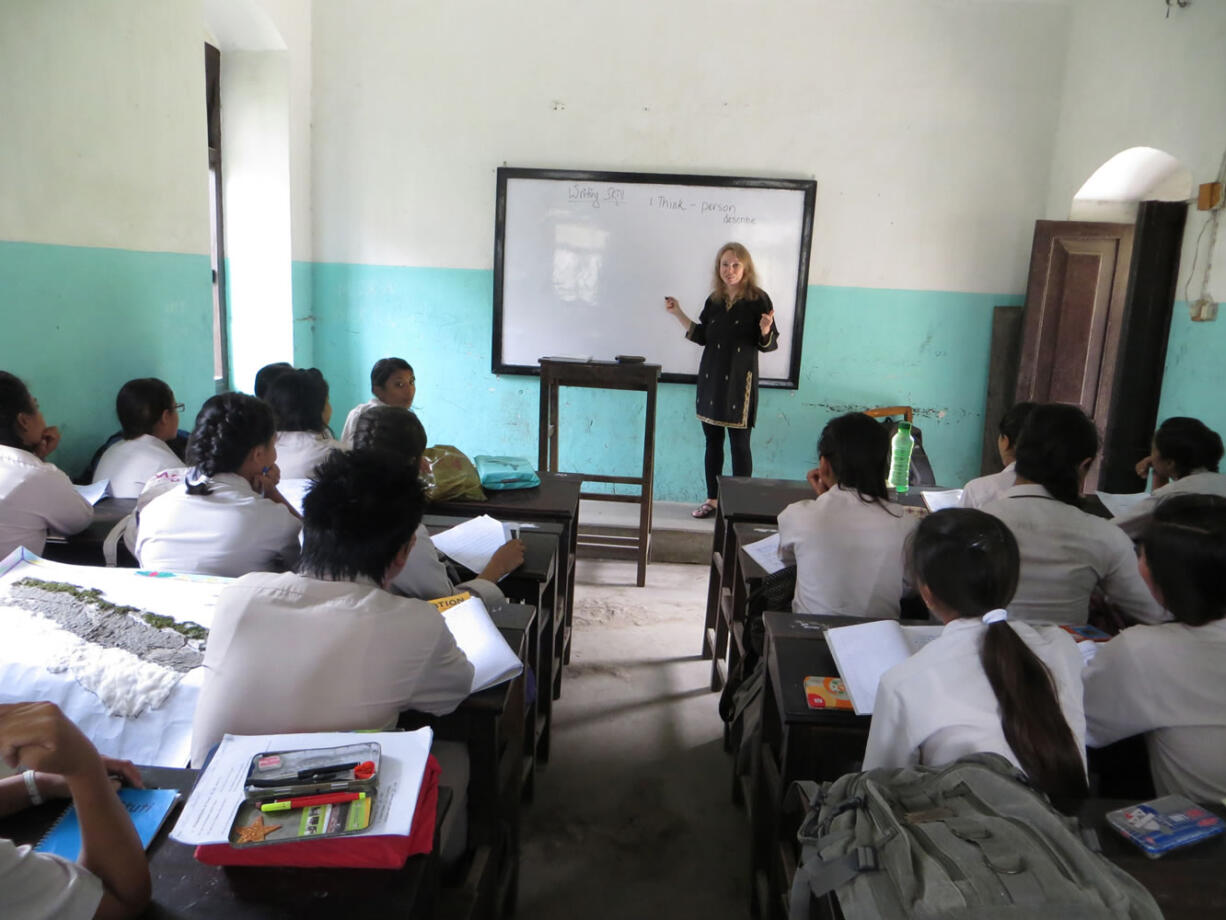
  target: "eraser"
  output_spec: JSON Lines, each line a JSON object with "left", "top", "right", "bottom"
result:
{"left": 256, "top": 755, "right": 282, "bottom": 771}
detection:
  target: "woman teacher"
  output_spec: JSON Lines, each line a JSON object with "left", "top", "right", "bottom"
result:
{"left": 665, "top": 242, "right": 778, "bottom": 518}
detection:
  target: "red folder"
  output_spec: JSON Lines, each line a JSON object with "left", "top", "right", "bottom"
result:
{"left": 194, "top": 754, "right": 440, "bottom": 869}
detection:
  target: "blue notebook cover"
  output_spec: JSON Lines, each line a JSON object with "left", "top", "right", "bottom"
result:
{"left": 35, "top": 787, "right": 181, "bottom": 859}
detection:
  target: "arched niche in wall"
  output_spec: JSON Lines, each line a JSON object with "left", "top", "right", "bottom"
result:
{"left": 1070, "top": 146, "right": 1193, "bottom": 222}
{"left": 204, "top": 0, "right": 294, "bottom": 393}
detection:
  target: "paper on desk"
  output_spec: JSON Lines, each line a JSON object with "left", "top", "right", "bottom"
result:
{"left": 74, "top": 480, "right": 111, "bottom": 505}
{"left": 277, "top": 478, "right": 311, "bottom": 517}
{"left": 431, "top": 514, "right": 510, "bottom": 578}
{"left": 1095, "top": 490, "right": 1150, "bottom": 519}
{"left": 170, "top": 729, "right": 433, "bottom": 846}
{"left": 443, "top": 596, "right": 523, "bottom": 693}
{"left": 742, "top": 533, "right": 785, "bottom": 574}
{"left": 921, "top": 489, "right": 963, "bottom": 512}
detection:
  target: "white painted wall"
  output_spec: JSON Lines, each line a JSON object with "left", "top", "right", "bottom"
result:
{"left": 310, "top": 0, "right": 1071, "bottom": 295}
{"left": 0, "top": 0, "right": 209, "bottom": 254}
{"left": 221, "top": 51, "right": 295, "bottom": 391}
{"left": 1045, "top": 0, "right": 1226, "bottom": 301}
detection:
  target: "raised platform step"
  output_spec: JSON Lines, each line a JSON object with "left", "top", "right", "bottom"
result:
{"left": 577, "top": 499, "right": 712, "bottom": 565}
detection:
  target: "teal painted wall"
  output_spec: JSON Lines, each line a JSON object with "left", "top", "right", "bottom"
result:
{"left": 308, "top": 261, "right": 1025, "bottom": 502}
{"left": 1156, "top": 304, "right": 1226, "bottom": 439}
{"left": 0, "top": 241, "right": 214, "bottom": 477}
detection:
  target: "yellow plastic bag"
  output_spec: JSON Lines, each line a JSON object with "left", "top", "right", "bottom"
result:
{"left": 421, "top": 445, "right": 486, "bottom": 502}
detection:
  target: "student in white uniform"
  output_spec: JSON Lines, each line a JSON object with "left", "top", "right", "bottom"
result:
{"left": 980, "top": 403, "right": 1164, "bottom": 625}
{"left": 264, "top": 368, "right": 343, "bottom": 479}
{"left": 1112, "top": 416, "right": 1226, "bottom": 538}
{"left": 0, "top": 372, "right": 92, "bottom": 558}
{"left": 959, "top": 401, "right": 1035, "bottom": 509}
{"left": 863, "top": 509, "right": 1088, "bottom": 799}
{"left": 0, "top": 701, "right": 150, "bottom": 920}
{"left": 189, "top": 451, "right": 474, "bottom": 861}
{"left": 339, "top": 356, "right": 416, "bottom": 446}
{"left": 91, "top": 378, "right": 183, "bottom": 499}
{"left": 777, "top": 412, "right": 918, "bottom": 618}
{"left": 1085, "top": 494, "right": 1226, "bottom": 801}
{"left": 135, "top": 393, "right": 301, "bottom": 577}
{"left": 352, "top": 406, "right": 523, "bottom": 608}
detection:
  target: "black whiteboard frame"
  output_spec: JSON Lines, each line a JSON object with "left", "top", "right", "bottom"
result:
{"left": 492, "top": 167, "right": 816, "bottom": 389}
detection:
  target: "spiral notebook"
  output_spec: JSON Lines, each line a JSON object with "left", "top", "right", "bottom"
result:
{"left": 35, "top": 787, "right": 181, "bottom": 859}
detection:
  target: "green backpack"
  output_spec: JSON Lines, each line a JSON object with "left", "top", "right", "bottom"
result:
{"left": 789, "top": 754, "right": 1161, "bottom": 920}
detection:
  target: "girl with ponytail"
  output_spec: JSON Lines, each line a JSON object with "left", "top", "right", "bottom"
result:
{"left": 979, "top": 403, "right": 1163, "bottom": 625}
{"left": 134, "top": 393, "right": 302, "bottom": 577}
{"left": 863, "top": 509, "right": 1089, "bottom": 799}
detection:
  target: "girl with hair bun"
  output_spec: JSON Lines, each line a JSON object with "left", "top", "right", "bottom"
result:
{"left": 1085, "top": 494, "right": 1226, "bottom": 801}
{"left": 777, "top": 412, "right": 917, "bottom": 618}
{"left": 134, "top": 393, "right": 301, "bottom": 577}
{"left": 980, "top": 403, "right": 1163, "bottom": 625}
{"left": 264, "top": 368, "right": 343, "bottom": 479}
{"left": 1112, "top": 416, "right": 1226, "bottom": 538}
{"left": 91, "top": 377, "right": 183, "bottom": 498}
{"left": 0, "top": 371, "right": 92, "bottom": 557}
{"left": 351, "top": 406, "right": 523, "bottom": 609}
{"left": 864, "top": 508, "right": 1089, "bottom": 800}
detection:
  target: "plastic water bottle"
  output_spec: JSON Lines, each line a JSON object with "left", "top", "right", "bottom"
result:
{"left": 888, "top": 422, "right": 914, "bottom": 494}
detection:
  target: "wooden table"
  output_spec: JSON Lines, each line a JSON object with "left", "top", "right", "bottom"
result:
{"left": 424, "top": 515, "right": 560, "bottom": 777}
{"left": 430, "top": 472, "right": 580, "bottom": 677}
{"left": 0, "top": 765, "right": 447, "bottom": 919}
{"left": 537, "top": 358, "right": 660, "bottom": 587}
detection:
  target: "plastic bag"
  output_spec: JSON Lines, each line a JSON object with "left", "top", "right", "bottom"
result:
{"left": 421, "top": 445, "right": 486, "bottom": 502}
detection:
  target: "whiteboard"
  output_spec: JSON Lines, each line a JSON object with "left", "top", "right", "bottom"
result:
{"left": 494, "top": 169, "right": 816, "bottom": 387}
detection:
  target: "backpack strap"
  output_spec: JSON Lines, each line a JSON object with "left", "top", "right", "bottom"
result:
{"left": 788, "top": 846, "right": 878, "bottom": 919}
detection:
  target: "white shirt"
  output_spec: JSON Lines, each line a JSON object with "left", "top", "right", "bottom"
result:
{"left": 0, "top": 445, "right": 93, "bottom": 558}
{"left": 190, "top": 571, "right": 475, "bottom": 766}
{"left": 340, "top": 397, "right": 394, "bottom": 447}
{"left": 0, "top": 838, "right": 103, "bottom": 920}
{"left": 1084, "top": 619, "right": 1226, "bottom": 802}
{"left": 863, "top": 617, "right": 1086, "bottom": 774}
{"left": 1111, "top": 469, "right": 1226, "bottom": 538}
{"left": 92, "top": 434, "right": 181, "bottom": 499}
{"left": 777, "top": 486, "right": 918, "bottom": 618}
{"left": 273, "top": 430, "right": 343, "bottom": 479}
{"left": 980, "top": 484, "right": 1165, "bottom": 625}
{"left": 959, "top": 461, "right": 1016, "bottom": 510}
{"left": 391, "top": 525, "right": 506, "bottom": 610}
{"left": 135, "top": 473, "right": 301, "bottom": 577}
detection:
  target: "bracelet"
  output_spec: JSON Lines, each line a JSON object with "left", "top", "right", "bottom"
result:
{"left": 23, "top": 770, "right": 43, "bottom": 806}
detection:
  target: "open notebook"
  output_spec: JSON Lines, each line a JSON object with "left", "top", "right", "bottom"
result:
{"left": 825, "top": 620, "right": 943, "bottom": 715}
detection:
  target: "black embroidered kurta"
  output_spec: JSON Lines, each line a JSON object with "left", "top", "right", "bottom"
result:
{"left": 686, "top": 292, "right": 778, "bottom": 429}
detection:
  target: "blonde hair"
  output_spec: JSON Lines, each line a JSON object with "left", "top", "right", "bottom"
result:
{"left": 711, "top": 242, "right": 762, "bottom": 304}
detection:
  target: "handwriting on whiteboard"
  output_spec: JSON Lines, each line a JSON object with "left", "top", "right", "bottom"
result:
{"left": 563, "top": 184, "right": 756, "bottom": 222}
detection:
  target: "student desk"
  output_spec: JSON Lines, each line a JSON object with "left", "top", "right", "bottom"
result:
{"left": 430, "top": 602, "right": 534, "bottom": 920}
{"left": 423, "top": 514, "right": 561, "bottom": 775}
{"left": 749, "top": 612, "right": 872, "bottom": 920}
{"left": 43, "top": 497, "right": 136, "bottom": 566}
{"left": 429, "top": 472, "right": 581, "bottom": 676}
{"left": 0, "top": 765, "right": 448, "bottom": 919}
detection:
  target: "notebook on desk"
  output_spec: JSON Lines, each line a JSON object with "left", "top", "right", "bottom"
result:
{"left": 36, "top": 787, "right": 180, "bottom": 858}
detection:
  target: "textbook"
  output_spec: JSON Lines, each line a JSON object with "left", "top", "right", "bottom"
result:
{"left": 36, "top": 786, "right": 180, "bottom": 858}
{"left": 824, "top": 620, "right": 942, "bottom": 715}
{"left": 1105, "top": 795, "right": 1225, "bottom": 858}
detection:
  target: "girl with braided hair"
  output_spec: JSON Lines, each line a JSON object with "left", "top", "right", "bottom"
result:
{"left": 134, "top": 393, "right": 301, "bottom": 577}
{"left": 864, "top": 508, "right": 1089, "bottom": 800}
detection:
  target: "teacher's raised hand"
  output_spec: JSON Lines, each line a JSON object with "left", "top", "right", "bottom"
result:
{"left": 664, "top": 296, "right": 691, "bottom": 331}
{"left": 759, "top": 309, "right": 775, "bottom": 338}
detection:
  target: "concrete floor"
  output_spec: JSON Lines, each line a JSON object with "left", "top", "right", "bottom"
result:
{"left": 518, "top": 560, "right": 750, "bottom": 919}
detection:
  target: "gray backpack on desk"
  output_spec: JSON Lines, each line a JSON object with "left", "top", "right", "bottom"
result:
{"left": 789, "top": 753, "right": 1161, "bottom": 920}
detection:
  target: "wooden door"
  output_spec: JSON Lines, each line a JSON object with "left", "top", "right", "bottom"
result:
{"left": 1016, "top": 221, "right": 1135, "bottom": 490}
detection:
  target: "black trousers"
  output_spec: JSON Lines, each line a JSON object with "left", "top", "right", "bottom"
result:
{"left": 702, "top": 421, "right": 752, "bottom": 501}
